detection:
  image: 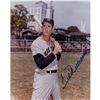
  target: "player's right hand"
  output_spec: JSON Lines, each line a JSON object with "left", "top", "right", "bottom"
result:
{"left": 54, "top": 41, "right": 62, "bottom": 53}
{"left": 53, "top": 43, "right": 62, "bottom": 55}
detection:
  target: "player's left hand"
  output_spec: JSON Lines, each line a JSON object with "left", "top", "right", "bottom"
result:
{"left": 50, "top": 37, "right": 62, "bottom": 53}
{"left": 54, "top": 41, "right": 62, "bottom": 53}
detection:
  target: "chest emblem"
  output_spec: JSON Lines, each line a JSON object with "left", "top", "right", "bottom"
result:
{"left": 44, "top": 47, "right": 50, "bottom": 56}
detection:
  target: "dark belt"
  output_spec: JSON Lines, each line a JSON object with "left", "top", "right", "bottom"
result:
{"left": 46, "top": 70, "right": 57, "bottom": 73}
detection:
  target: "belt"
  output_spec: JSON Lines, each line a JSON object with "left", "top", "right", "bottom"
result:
{"left": 46, "top": 70, "right": 57, "bottom": 73}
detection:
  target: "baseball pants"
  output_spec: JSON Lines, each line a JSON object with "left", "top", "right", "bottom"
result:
{"left": 31, "top": 71, "right": 61, "bottom": 100}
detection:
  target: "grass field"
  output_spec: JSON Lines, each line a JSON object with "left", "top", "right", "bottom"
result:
{"left": 11, "top": 52, "right": 90, "bottom": 100}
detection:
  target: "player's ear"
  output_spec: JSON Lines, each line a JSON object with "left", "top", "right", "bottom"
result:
{"left": 52, "top": 27, "right": 54, "bottom": 33}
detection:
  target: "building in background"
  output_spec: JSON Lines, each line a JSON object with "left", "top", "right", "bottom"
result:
{"left": 28, "top": 1, "right": 54, "bottom": 32}
{"left": 46, "top": 1, "right": 54, "bottom": 19}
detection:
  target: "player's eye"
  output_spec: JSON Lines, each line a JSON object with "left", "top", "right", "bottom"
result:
{"left": 47, "top": 25, "right": 51, "bottom": 27}
{"left": 43, "top": 24, "right": 46, "bottom": 27}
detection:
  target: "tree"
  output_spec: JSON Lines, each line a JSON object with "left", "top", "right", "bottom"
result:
{"left": 11, "top": 15, "right": 27, "bottom": 32}
{"left": 67, "top": 26, "right": 80, "bottom": 33}
{"left": 55, "top": 34, "right": 66, "bottom": 41}
{"left": 11, "top": 4, "right": 28, "bottom": 34}
{"left": 14, "top": 4, "right": 28, "bottom": 19}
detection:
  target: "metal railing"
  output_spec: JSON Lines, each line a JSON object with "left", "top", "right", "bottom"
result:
{"left": 11, "top": 39, "right": 90, "bottom": 52}
{"left": 11, "top": 39, "right": 33, "bottom": 52}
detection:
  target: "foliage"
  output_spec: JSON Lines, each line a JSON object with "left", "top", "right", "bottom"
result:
{"left": 67, "top": 26, "right": 80, "bottom": 33}
{"left": 11, "top": 4, "right": 28, "bottom": 33}
{"left": 55, "top": 34, "right": 66, "bottom": 41}
{"left": 11, "top": 15, "right": 27, "bottom": 32}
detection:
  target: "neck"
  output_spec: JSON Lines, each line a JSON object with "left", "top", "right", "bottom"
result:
{"left": 42, "top": 35, "right": 50, "bottom": 42}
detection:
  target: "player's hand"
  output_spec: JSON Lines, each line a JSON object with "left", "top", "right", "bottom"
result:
{"left": 50, "top": 37, "right": 55, "bottom": 48}
{"left": 53, "top": 45, "right": 59, "bottom": 55}
{"left": 52, "top": 41, "right": 62, "bottom": 54}
{"left": 50, "top": 37, "right": 62, "bottom": 54}
{"left": 54, "top": 41, "right": 62, "bottom": 53}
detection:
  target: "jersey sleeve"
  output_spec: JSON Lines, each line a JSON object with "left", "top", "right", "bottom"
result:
{"left": 31, "top": 41, "right": 43, "bottom": 56}
{"left": 33, "top": 53, "right": 55, "bottom": 69}
{"left": 56, "top": 52, "right": 61, "bottom": 61}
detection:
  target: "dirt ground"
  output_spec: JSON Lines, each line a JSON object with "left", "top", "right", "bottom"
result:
{"left": 11, "top": 52, "right": 90, "bottom": 100}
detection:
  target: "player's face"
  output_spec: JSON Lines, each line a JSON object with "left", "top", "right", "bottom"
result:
{"left": 42, "top": 22, "right": 53, "bottom": 37}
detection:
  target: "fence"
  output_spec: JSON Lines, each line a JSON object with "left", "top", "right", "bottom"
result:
{"left": 11, "top": 39, "right": 90, "bottom": 52}
{"left": 11, "top": 39, "right": 32, "bottom": 52}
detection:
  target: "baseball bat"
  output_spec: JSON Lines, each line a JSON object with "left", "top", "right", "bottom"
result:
{"left": 34, "top": 15, "right": 42, "bottom": 27}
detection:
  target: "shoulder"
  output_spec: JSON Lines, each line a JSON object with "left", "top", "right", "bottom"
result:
{"left": 31, "top": 36, "right": 44, "bottom": 55}
{"left": 31, "top": 37, "right": 40, "bottom": 44}
{"left": 31, "top": 36, "right": 42, "bottom": 48}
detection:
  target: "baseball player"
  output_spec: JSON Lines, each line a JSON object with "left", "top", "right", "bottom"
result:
{"left": 31, "top": 18, "right": 62, "bottom": 100}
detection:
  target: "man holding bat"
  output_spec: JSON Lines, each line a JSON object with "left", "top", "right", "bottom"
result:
{"left": 31, "top": 18, "right": 62, "bottom": 100}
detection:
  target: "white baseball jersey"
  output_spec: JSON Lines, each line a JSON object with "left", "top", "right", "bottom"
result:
{"left": 31, "top": 36, "right": 61, "bottom": 100}
{"left": 31, "top": 36, "right": 58, "bottom": 72}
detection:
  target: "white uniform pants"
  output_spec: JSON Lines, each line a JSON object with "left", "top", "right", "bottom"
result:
{"left": 31, "top": 72, "right": 61, "bottom": 100}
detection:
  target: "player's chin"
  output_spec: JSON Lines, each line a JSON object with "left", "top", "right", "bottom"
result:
{"left": 43, "top": 33, "right": 51, "bottom": 36}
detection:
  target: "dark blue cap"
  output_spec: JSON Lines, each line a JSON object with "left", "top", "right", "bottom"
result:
{"left": 42, "top": 18, "right": 54, "bottom": 27}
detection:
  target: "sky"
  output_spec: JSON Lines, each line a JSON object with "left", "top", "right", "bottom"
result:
{"left": 11, "top": 0, "right": 90, "bottom": 33}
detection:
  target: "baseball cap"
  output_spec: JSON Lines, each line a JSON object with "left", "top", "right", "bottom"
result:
{"left": 42, "top": 18, "right": 54, "bottom": 27}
